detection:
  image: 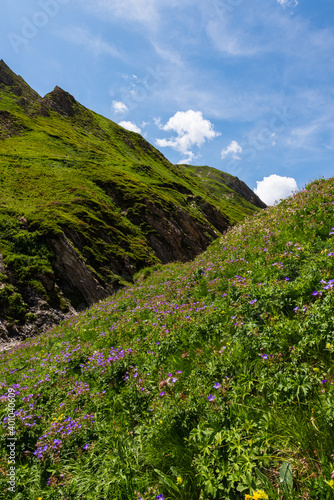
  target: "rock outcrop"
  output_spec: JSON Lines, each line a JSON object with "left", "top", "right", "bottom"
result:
{"left": 50, "top": 234, "right": 110, "bottom": 306}
{"left": 39, "top": 86, "right": 77, "bottom": 117}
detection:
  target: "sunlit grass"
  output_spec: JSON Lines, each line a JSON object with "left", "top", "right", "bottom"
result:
{"left": 0, "top": 177, "right": 333, "bottom": 499}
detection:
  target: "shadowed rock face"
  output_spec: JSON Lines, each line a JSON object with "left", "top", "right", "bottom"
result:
{"left": 50, "top": 235, "right": 109, "bottom": 306}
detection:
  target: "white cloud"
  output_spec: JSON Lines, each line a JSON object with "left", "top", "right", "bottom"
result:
{"left": 57, "top": 26, "right": 122, "bottom": 58}
{"left": 118, "top": 121, "right": 141, "bottom": 133}
{"left": 221, "top": 141, "right": 242, "bottom": 160}
{"left": 254, "top": 174, "right": 298, "bottom": 205}
{"left": 112, "top": 101, "right": 128, "bottom": 114}
{"left": 155, "top": 110, "right": 220, "bottom": 163}
{"left": 277, "top": 0, "right": 298, "bottom": 7}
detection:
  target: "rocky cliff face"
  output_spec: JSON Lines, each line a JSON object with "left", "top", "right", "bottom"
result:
{"left": 216, "top": 172, "right": 267, "bottom": 209}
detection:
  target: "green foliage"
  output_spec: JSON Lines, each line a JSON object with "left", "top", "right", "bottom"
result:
{"left": 0, "top": 173, "right": 334, "bottom": 500}
{"left": 280, "top": 462, "right": 293, "bottom": 493}
{"left": 0, "top": 73, "right": 260, "bottom": 321}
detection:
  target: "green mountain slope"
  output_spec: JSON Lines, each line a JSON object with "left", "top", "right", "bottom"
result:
{"left": 0, "top": 60, "right": 264, "bottom": 339}
{"left": 0, "top": 177, "right": 333, "bottom": 499}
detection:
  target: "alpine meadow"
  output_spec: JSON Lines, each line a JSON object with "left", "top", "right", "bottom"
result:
{"left": 0, "top": 61, "right": 334, "bottom": 500}
{"left": 1, "top": 176, "right": 334, "bottom": 499}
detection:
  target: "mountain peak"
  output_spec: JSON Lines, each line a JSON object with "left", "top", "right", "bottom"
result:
{"left": 40, "top": 86, "right": 77, "bottom": 117}
{"left": 0, "top": 59, "right": 40, "bottom": 103}
{"left": 0, "top": 59, "right": 16, "bottom": 87}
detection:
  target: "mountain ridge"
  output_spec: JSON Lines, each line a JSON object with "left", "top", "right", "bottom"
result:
{"left": 0, "top": 60, "right": 266, "bottom": 342}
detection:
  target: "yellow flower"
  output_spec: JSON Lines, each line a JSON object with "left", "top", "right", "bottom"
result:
{"left": 176, "top": 476, "right": 183, "bottom": 485}
{"left": 326, "top": 343, "right": 332, "bottom": 349}
{"left": 328, "top": 479, "right": 334, "bottom": 489}
{"left": 313, "top": 367, "right": 319, "bottom": 372}
{"left": 253, "top": 490, "right": 269, "bottom": 500}
{"left": 245, "top": 495, "right": 252, "bottom": 500}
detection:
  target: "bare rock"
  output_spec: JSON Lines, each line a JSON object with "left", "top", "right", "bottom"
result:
{"left": 50, "top": 234, "right": 109, "bottom": 306}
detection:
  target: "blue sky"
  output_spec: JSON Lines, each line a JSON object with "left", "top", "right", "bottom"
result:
{"left": 1, "top": 0, "right": 334, "bottom": 204}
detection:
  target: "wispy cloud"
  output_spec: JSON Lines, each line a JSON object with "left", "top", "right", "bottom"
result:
{"left": 277, "top": 0, "right": 298, "bottom": 8}
{"left": 80, "top": 0, "right": 160, "bottom": 28}
{"left": 57, "top": 26, "right": 122, "bottom": 59}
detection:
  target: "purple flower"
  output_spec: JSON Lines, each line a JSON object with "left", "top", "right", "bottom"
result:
{"left": 159, "top": 391, "right": 165, "bottom": 397}
{"left": 249, "top": 299, "right": 257, "bottom": 305}
{"left": 321, "top": 380, "right": 327, "bottom": 384}
{"left": 156, "top": 495, "right": 165, "bottom": 500}
{"left": 83, "top": 443, "right": 89, "bottom": 450}
{"left": 207, "top": 394, "right": 215, "bottom": 402}
{"left": 328, "top": 252, "right": 334, "bottom": 257}
{"left": 213, "top": 382, "right": 221, "bottom": 389}
{"left": 293, "top": 306, "right": 299, "bottom": 311}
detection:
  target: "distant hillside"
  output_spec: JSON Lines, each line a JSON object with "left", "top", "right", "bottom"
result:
{"left": 0, "top": 60, "right": 265, "bottom": 340}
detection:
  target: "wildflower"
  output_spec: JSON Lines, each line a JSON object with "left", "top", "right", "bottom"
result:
{"left": 328, "top": 252, "right": 334, "bottom": 256}
{"left": 83, "top": 443, "right": 89, "bottom": 450}
{"left": 207, "top": 394, "right": 215, "bottom": 402}
{"left": 327, "top": 343, "right": 332, "bottom": 349}
{"left": 156, "top": 495, "right": 165, "bottom": 500}
{"left": 213, "top": 382, "right": 221, "bottom": 389}
{"left": 249, "top": 299, "right": 257, "bottom": 305}
{"left": 328, "top": 479, "right": 334, "bottom": 489}
{"left": 249, "top": 490, "right": 269, "bottom": 500}
{"left": 159, "top": 391, "right": 165, "bottom": 396}
{"left": 176, "top": 476, "right": 183, "bottom": 485}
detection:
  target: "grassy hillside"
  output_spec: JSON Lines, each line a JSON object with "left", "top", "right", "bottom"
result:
{"left": 0, "top": 60, "right": 263, "bottom": 337}
{"left": 0, "top": 177, "right": 333, "bottom": 499}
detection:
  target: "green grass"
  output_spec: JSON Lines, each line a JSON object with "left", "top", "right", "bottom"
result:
{"left": 0, "top": 177, "right": 333, "bottom": 499}
{"left": 0, "top": 69, "right": 260, "bottom": 324}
